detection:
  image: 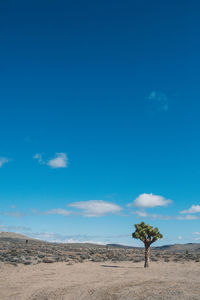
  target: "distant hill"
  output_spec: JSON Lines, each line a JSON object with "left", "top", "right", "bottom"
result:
{"left": 155, "top": 243, "right": 200, "bottom": 252}
{"left": 108, "top": 243, "right": 200, "bottom": 252}
{"left": 106, "top": 244, "right": 136, "bottom": 249}
{"left": 0, "top": 232, "right": 31, "bottom": 240}
{"left": 1, "top": 232, "right": 200, "bottom": 252}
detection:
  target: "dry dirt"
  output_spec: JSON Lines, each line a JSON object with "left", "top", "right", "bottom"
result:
{"left": 1, "top": 261, "right": 200, "bottom": 300}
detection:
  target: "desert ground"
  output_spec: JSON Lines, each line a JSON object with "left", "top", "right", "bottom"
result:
{"left": 1, "top": 260, "right": 200, "bottom": 300}
{"left": 1, "top": 233, "right": 200, "bottom": 299}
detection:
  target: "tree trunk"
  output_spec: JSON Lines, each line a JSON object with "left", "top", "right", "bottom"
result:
{"left": 144, "top": 244, "right": 150, "bottom": 268}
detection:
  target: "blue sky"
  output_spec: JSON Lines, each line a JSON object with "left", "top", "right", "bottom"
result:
{"left": 1, "top": 0, "right": 200, "bottom": 246}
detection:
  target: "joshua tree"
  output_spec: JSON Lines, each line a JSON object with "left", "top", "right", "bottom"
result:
{"left": 132, "top": 222, "right": 163, "bottom": 268}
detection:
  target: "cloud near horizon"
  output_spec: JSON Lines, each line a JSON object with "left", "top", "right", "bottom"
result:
{"left": 68, "top": 200, "right": 122, "bottom": 217}
{"left": 17, "top": 231, "right": 112, "bottom": 244}
{"left": 128, "top": 193, "right": 172, "bottom": 208}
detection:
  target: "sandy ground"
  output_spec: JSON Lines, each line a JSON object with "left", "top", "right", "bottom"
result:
{"left": 0, "top": 261, "right": 200, "bottom": 300}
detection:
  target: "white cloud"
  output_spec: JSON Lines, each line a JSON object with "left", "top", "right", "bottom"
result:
{"left": 193, "top": 232, "right": 200, "bottom": 235}
{"left": 180, "top": 205, "right": 200, "bottom": 214}
{"left": 69, "top": 200, "right": 122, "bottom": 217}
{"left": 147, "top": 91, "right": 168, "bottom": 111}
{"left": 47, "top": 153, "right": 68, "bottom": 168}
{"left": 177, "top": 236, "right": 182, "bottom": 240}
{"left": 0, "top": 157, "right": 9, "bottom": 168}
{"left": 129, "top": 193, "right": 172, "bottom": 208}
{"left": 44, "top": 209, "right": 71, "bottom": 216}
{"left": 33, "top": 153, "right": 44, "bottom": 164}
{"left": 33, "top": 152, "right": 68, "bottom": 168}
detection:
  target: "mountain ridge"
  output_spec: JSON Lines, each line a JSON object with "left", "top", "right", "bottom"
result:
{"left": 1, "top": 231, "right": 200, "bottom": 252}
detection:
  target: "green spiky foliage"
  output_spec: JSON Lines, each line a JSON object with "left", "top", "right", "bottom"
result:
{"left": 132, "top": 222, "right": 163, "bottom": 244}
{"left": 132, "top": 222, "right": 163, "bottom": 268}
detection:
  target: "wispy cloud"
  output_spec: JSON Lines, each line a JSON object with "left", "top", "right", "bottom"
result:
{"left": 33, "top": 152, "right": 68, "bottom": 168}
{"left": 10, "top": 205, "right": 16, "bottom": 209}
{"left": 0, "top": 157, "right": 9, "bottom": 168}
{"left": 69, "top": 200, "right": 122, "bottom": 217}
{"left": 33, "top": 153, "right": 44, "bottom": 164}
{"left": 147, "top": 91, "right": 169, "bottom": 112}
{"left": 32, "top": 208, "right": 71, "bottom": 217}
{"left": 134, "top": 210, "right": 148, "bottom": 217}
{"left": 180, "top": 205, "right": 200, "bottom": 214}
{"left": 0, "top": 225, "right": 31, "bottom": 232}
{"left": 133, "top": 210, "right": 172, "bottom": 220}
{"left": 33, "top": 201, "right": 123, "bottom": 218}
{"left": 131, "top": 209, "right": 200, "bottom": 221}
{"left": 0, "top": 225, "right": 7, "bottom": 230}
{"left": 0, "top": 211, "right": 27, "bottom": 218}
{"left": 44, "top": 209, "right": 71, "bottom": 216}
{"left": 128, "top": 193, "right": 172, "bottom": 208}
{"left": 176, "top": 215, "right": 199, "bottom": 220}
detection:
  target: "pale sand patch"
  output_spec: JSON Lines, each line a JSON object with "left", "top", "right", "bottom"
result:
{"left": 0, "top": 261, "right": 200, "bottom": 299}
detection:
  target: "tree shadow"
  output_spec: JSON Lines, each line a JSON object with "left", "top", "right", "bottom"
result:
{"left": 101, "top": 264, "right": 144, "bottom": 269}
{"left": 101, "top": 265, "right": 124, "bottom": 268}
